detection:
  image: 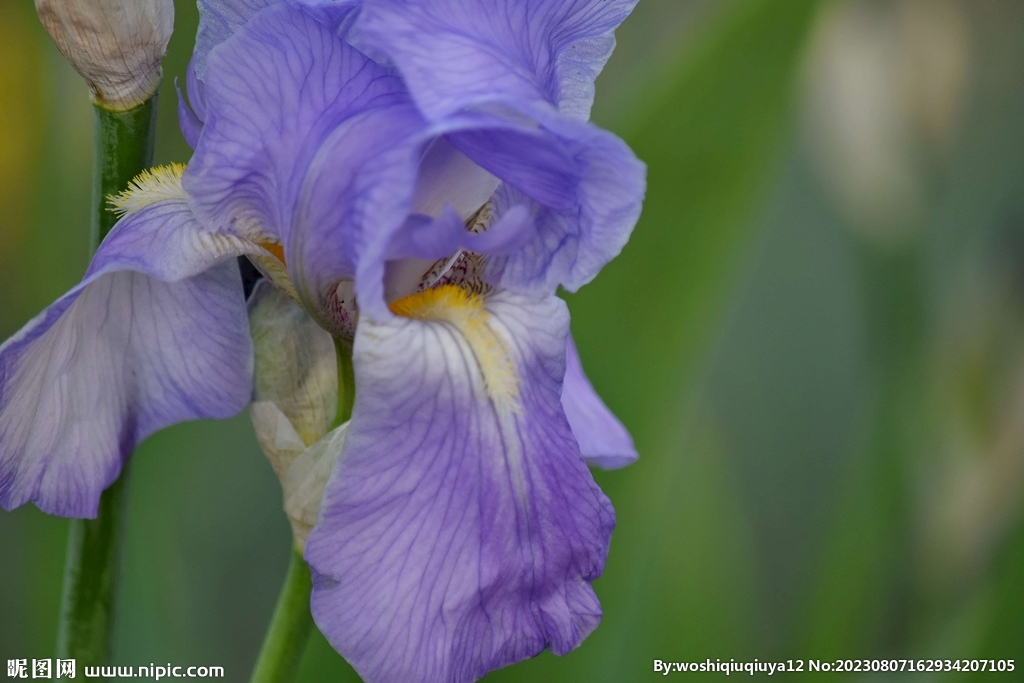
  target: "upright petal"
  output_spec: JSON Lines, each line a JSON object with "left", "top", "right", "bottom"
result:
{"left": 186, "top": 3, "right": 409, "bottom": 244}
{"left": 287, "top": 103, "right": 426, "bottom": 327}
{"left": 305, "top": 288, "right": 615, "bottom": 683}
{"left": 176, "top": 78, "right": 203, "bottom": 149}
{"left": 193, "top": 0, "right": 274, "bottom": 81}
{"left": 451, "top": 111, "right": 646, "bottom": 293}
{"left": 355, "top": 0, "right": 639, "bottom": 120}
{"left": 562, "top": 335, "right": 637, "bottom": 469}
{"left": 0, "top": 199, "right": 257, "bottom": 517}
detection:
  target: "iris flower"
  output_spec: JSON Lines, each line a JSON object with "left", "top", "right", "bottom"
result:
{"left": 0, "top": 0, "right": 645, "bottom": 680}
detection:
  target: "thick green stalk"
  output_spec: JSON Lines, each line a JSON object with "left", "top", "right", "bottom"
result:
{"left": 55, "top": 462, "right": 131, "bottom": 663}
{"left": 250, "top": 547, "right": 316, "bottom": 683}
{"left": 56, "top": 97, "right": 158, "bottom": 671}
{"left": 91, "top": 98, "right": 159, "bottom": 245}
{"left": 250, "top": 338, "right": 356, "bottom": 683}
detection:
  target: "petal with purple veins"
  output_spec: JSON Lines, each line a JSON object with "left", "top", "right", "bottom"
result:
{"left": 305, "top": 288, "right": 615, "bottom": 683}
{"left": 0, "top": 198, "right": 257, "bottom": 517}
{"left": 355, "top": 0, "right": 639, "bottom": 120}
{"left": 186, "top": 3, "right": 409, "bottom": 244}
{"left": 193, "top": 0, "right": 275, "bottom": 81}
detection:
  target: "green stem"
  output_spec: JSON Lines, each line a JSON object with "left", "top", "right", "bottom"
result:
{"left": 91, "top": 97, "right": 159, "bottom": 246}
{"left": 56, "top": 97, "right": 158, "bottom": 671}
{"left": 55, "top": 462, "right": 131, "bottom": 664}
{"left": 250, "top": 547, "right": 315, "bottom": 683}
{"left": 250, "top": 337, "right": 356, "bottom": 683}
{"left": 333, "top": 337, "right": 355, "bottom": 429}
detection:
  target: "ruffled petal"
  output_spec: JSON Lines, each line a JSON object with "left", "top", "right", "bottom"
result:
{"left": 186, "top": 2, "right": 409, "bottom": 244}
{"left": 305, "top": 289, "right": 615, "bottom": 683}
{"left": 562, "top": 335, "right": 636, "bottom": 469}
{"left": 466, "top": 112, "right": 645, "bottom": 293}
{"left": 355, "top": 0, "right": 639, "bottom": 120}
{"left": 0, "top": 199, "right": 256, "bottom": 517}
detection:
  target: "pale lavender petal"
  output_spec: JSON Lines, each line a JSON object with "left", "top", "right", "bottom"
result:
{"left": 305, "top": 291, "right": 615, "bottom": 683}
{"left": 355, "top": 0, "right": 639, "bottom": 120}
{"left": 186, "top": 3, "right": 409, "bottom": 244}
{"left": 0, "top": 200, "right": 256, "bottom": 517}
{"left": 411, "top": 137, "right": 500, "bottom": 221}
{"left": 562, "top": 335, "right": 636, "bottom": 469}
{"left": 387, "top": 205, "right": 533, "bottom": 264}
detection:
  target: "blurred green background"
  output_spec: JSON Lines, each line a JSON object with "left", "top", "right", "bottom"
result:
{"left": 2, "top": 0, "right": 1023, "bottom": 679}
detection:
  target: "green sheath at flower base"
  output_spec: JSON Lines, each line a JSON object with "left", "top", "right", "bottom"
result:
{"left": 56, "top": 97, "right": 158, "bottom": 673}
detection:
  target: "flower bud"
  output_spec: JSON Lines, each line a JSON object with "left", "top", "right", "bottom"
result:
{"left": 35, "top": 0, "right": 173, "bottom": 110}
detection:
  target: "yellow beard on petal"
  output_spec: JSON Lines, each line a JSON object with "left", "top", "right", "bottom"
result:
{"left": 108, "top": 163, "right": 187, "bottom": 216}
{"left": 390, "top": 284, "right": 519, "bottom": 408}
{"left": 107, "top": 163, "right": 302, "bottom": 309}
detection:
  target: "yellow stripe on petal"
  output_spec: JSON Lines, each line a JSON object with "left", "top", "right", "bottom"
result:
{"left": 108, "top": 163, "right": 187, "bottom": 216}
{"left": 390, "top": 285, "right": 519, "bottom": 407}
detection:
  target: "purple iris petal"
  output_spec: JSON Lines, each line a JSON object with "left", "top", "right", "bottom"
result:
{"left": 562, "top": 335, "right": 637, "bottom": 469}
{"left": 305, "top": 291, "right": 614, "bottom": 683}
{"left": 194, "top": 0, "right": 275, "bottom": 81}
{"left": 289, "top": 102, "right": 427, "bottom": 324}
{"left": 355, "top": 0, "right": 640, "bottom": 120}
{"left": 450, "top": 110, "right": 645, "bottom": 293}
{"left": 186, "top": 3, "right": 410, "bottom": 245}
{"left": 176, "top": 77, "right": 203, "bottom": 149}
{"left": 185, "top": 2, "right": 645, "bottom": 323}
{"left": 0, "top": 199, "right": 255, "bottom": 517}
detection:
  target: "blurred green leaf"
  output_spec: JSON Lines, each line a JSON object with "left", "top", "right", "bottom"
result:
{"left": 963, "top": 517, "right": 1024, "bottom": 681}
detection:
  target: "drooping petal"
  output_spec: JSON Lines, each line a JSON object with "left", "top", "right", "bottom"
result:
{"left": 305, "top": 288, "right": 615, "bottom": 683}
{"left": 0, "top": 199, "right": 257, "bottom": 517}
{"left": 562, "top": 335, "right": 636, "bottom": 469}
{"left": 186, "top": 2, "right": 410, "bottom": 244}
{"left": 355, "top": 0, "right": 639, "bottom": 121}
